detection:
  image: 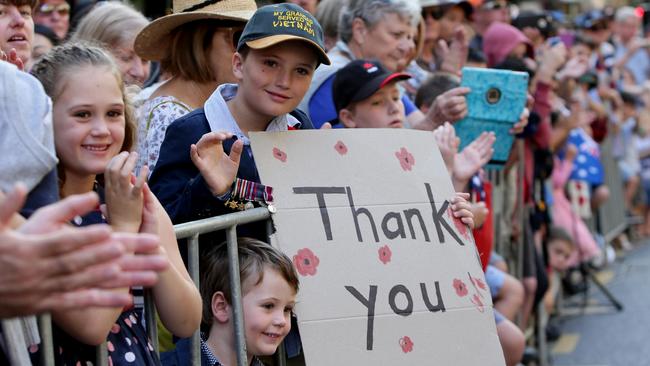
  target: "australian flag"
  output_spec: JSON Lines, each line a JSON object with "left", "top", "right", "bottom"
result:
{"left": 565, "top": 128, "right": 604, "bottom": 185}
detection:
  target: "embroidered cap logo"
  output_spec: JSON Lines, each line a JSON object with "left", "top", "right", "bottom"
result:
{"left": 271, "top": 10, "right": 316, "bottom": 36}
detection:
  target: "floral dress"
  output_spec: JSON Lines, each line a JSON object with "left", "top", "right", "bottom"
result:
{"left": 135, "top": 95, "right": 192, "bottom": 175}
{"left": 53, "top": 192, "right": 160, "bottom": 366}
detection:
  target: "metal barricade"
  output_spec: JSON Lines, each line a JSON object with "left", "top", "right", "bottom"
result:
{"left": 596, "top": 136, "right": 628, "bottom": 243}
{"left": 38, "top": 206, "right": 277, "bottom": 366}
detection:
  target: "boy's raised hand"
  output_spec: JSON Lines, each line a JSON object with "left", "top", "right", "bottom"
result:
{"left": 191, "top": 131, "right": 243, "bottom": 197}
{"left": 104, "top": 151, "right": 146, "bottom": 233}
{"left": 453, "top": 132, "right": 495, "bottom": 185}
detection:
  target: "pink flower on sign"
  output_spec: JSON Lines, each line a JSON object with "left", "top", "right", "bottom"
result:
{"left": 272, "top": 147, "right": 287, "bottom": 162}
{"left": 293, "top": 248, "right": 320, "bottom": 276}
{"left": 471, "top": 293, "right": 485, "bottom": 313}
{"left": 378, "top": 245, "right": 392, "bottom": 265}
{"left": 334, "top": 140, "right": 348, "bottom": 155}
{"left": 447, "top": 207, "right": 470, "bottom": 240}
{"left": 453, "top": 278, "right": 469, "bottom": 297}
{"left": 399, "top": 336, "right": 414, "bottom": 353}
{"left": 395, "top": 147, "right": 415, "bottom": 171}
{"left": 468, "top": 272, "right": 487, "bottom": 297}
{"left": 472, "top": 276, "right": 487, "bottom": 292}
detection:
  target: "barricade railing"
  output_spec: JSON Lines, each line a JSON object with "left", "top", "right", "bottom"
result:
{"left": 38, "top": 206, "right": 276, "bottom": 366}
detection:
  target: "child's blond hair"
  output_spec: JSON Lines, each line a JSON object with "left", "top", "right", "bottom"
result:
{"left": 31, "top": 42, "right": 136, "bottom": 153}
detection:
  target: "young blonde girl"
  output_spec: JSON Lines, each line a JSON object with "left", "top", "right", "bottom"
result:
{"left": 31, "top": 42, "right": 201, "bottom": 365}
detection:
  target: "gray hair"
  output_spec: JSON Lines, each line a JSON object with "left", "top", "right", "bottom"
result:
{"left": 614, "top": 6, "right": 638, "bottom": 23}
{"left": 316, "top": 0, "right": 347, "bottom": 40}
{"left": 338, "top": 0, "right": 421, "bottom": 43}
{"left": 70, "top": 2, "right": 149, "bottom": 48}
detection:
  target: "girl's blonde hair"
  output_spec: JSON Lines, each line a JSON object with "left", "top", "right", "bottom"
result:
{"left": 31, "top": 42, "right": 136, "bottom": 153}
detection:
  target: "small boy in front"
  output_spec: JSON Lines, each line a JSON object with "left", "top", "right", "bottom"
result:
{"left": 161, "top": 237, "right": 299, "bottom": 366}
{"left": 149, "top": 3, "right": 330, "bottom": 226}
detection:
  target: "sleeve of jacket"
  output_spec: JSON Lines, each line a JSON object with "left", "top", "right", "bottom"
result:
{"left": 148, "top": 111, "right": 230, "bottom": 224}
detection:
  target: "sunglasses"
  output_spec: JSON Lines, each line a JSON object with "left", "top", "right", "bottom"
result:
{"left": 421, "top": 6, "right": 449, "bottom": 21}
{"left": 481, "top": 1, "right": 508, "bottom": 11}
{"left": 36, "top": 2, "right": 70, "bottom": 16}
{"left": 588, "top": 21, "right": 608, "bottom": 31}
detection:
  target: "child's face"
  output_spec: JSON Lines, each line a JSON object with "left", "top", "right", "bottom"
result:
{"left": 340, "top": 82, "right": 406, "bottom": 129}
{"left": 548, "top": 239, "right": 573, "bottom": 271}
{"left": 242, "top": 266, "right": 296, "bottom": 357}
{"left": 0, "top": 3, "right": 34, "bottom": 64}
{"left": 53, "top": 66, "right": 126, "bottom": 178}
{"left": 233, "top": 40, "right": 317, "bottom": 120}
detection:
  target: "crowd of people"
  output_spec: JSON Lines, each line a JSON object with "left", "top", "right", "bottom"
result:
{"left": 1, "top": 0, "right": 648, "bottom": 365}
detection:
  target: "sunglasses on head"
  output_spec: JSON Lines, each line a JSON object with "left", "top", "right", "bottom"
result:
{"left": 37, "top": 2, "right": 70, "bottom": 16}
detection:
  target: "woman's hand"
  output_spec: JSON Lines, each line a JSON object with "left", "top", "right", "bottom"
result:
{"left": 433, "top": 122, "right": 460, "bottom": 174}
{"left": 104, "top": 152, "right": 146, "bottom": 233}
{"left": 510, "top": 94, "right": 533, "bottom": 135}
{"left": 428, "top": 87, "right": 470, "bottom": 126}
{"left": 190, "top": 132, "right": 243, "bottom": 197}
{"left": 0, "top": 48, "right": 24, "bottom": 71}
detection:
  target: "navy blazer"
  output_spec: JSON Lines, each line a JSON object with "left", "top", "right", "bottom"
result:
{"left": 149, "top": 108, "right": 313, "bottom": 245}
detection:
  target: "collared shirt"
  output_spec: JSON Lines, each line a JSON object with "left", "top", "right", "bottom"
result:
{"left": 204, "top": 84, "right": 301, "bottom": 146}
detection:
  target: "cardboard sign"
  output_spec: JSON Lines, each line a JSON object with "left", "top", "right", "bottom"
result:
{"left": 250, "top": 129, "right": 504, "bottom": 365}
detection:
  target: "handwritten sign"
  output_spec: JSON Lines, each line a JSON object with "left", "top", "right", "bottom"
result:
{"left": 251, "top": 129, "right": 504, "bottom": 365}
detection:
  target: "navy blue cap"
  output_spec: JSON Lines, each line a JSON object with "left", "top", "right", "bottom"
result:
{"left": 333, "top": 59, "right": 411, "bottom": 113}
{"left": 237, "top": 3, "right": 330, "bottom": 65}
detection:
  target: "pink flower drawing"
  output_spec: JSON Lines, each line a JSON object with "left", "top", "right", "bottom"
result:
{"left": 334, "top": 140, "right": 348, "bottom": 155}
{"left": 272, "top": 147, "right": 287, "bottom": 162}
{"left": 447, "top": 207, "right": 470, "bottom": 240}
{"left": 471, "top": 293, "right": 485, "bottom": 313}
{"left": 452, "top": 278, "right": 469, "bottom": 297}
{"left": 293, "top": 248, "right": 320, "bottom": 276}
{"left": 469, "top": 272, "right": 487, "bottom": 292}
{"left": 395, "top": 147, "right": 415, "bottom": 171}
{"left": 399, "top": 336, "right": 414, "bottom": 353}
{"left": 378, "top": 245, "right": 392, "bottom": 265}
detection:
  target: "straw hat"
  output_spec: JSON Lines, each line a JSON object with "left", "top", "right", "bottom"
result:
{"left": 135, "top": 0, "right": 257, "bottom": 61}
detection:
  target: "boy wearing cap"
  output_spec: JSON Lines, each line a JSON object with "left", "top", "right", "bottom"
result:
{"left": 333, "top": 59, "right": 411, "bottom": 129}
{"left": 149, "top": 3, "right": 330, "bottom": 228}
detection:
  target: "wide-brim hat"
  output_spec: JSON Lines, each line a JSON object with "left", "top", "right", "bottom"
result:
{"left": 135, "top": 0, "right": 257, "bottom": 61}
